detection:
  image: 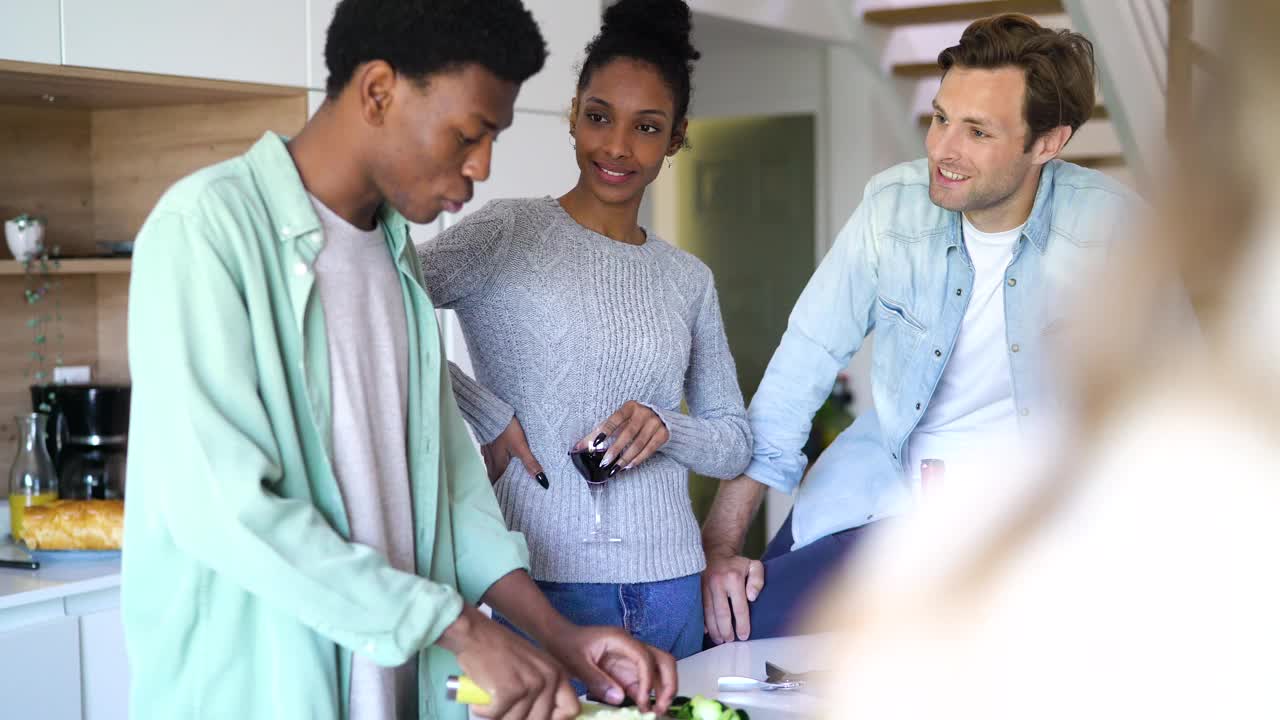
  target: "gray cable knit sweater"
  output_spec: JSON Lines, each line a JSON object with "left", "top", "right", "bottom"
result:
{"left": 417, "top": 197, "right": 752, "bottom": 584}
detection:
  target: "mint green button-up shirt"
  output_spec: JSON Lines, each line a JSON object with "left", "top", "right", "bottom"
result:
{"left": 122, "top": 132, "right": 528, "bottom": 719}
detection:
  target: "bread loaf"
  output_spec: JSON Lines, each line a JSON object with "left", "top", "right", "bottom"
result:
{"left": 19, "top": 499, "right": 124, "bottom": 550}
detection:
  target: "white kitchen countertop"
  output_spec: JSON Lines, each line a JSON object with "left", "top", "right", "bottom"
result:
{"left": 0, "top": 541, "right": 121, "bottom": 611}
{"left": 675, "top": 634, "right": 831, "bottom": 719}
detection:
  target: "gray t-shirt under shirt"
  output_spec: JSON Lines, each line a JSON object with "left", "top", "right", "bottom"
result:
{"left": 311, "top": 196, "right": 417, "bottom": 720}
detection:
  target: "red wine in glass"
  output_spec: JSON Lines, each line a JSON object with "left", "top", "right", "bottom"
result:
{"left": 570, "top": 448, "right": 621, "bottom": 543}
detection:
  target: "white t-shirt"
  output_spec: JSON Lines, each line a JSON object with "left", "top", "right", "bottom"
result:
{"left": 311, "top": 196, "right": 417, "bottom": 720}
{"left": 906, "top": 214, "right": 1023, "bottom": 488}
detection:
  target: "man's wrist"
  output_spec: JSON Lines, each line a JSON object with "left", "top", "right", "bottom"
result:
{"left": 437, "top": 605, "right": 476, "bottom": 654}
{"left": 702, "top": 537, "right": 743, "bottom": 560}
{"left": 524, "top": 607, "right": 575, "bottom": 647}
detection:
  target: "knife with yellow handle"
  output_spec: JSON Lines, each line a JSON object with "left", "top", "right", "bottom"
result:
{"left": 445, "top": 675, "right": 493, "bottom": 705}
{"left": 446, "top": 677, "right": 745, "bottom": 719}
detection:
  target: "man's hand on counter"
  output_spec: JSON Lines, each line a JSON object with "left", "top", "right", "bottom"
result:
{"left": 438, "top": 604, "right": 579, "bottom": 720}
{"left": 702, "top": 550, "right": 765, "bottom": 644}
{"left": 477, "top": 570, "right": 678, "bottom": 715}
{"left": 543, "top": 622, "right": 678, "bottom": 715}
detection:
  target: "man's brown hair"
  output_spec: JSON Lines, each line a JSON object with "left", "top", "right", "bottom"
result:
{"left": 937, "top": 13, "right": 1096, "bottom": 151}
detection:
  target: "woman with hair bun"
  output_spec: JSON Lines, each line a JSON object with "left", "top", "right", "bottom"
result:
{"left": 418, "top": 0, "right": 750, "bottom": 662}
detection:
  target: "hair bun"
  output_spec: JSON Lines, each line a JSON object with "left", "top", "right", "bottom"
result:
{"left": 602, "top": 0, "right": 701, "bottom": 63}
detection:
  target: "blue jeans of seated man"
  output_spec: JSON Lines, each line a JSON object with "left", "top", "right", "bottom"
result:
{"left": 743, "top": 512, "right": 884, "bottom": 641}
{"left": 495, "top": 573, "right": 704, "bottom": 694}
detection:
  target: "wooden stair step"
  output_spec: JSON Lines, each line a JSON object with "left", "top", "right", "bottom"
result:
{"left": 864, "top": 0, "right": 1065, "bottom": 27}
{"left": 1066, "top": 154, "right": 1126, "bottom": 169}
{"left": 917, "top": 105, "right": 1111, "bottom": 128}
{"left": 894, "top": 61, "right": 946, "bottom": 78}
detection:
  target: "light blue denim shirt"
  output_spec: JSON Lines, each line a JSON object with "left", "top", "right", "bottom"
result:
{"left": 747, "top": 158, "right": 1139, "bottom": 550}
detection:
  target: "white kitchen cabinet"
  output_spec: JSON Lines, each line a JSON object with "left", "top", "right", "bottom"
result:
{"left": 308, "top": 89, "right": 326, "bottom": 118}
{"left": 516, "top": 0, "right": 601, "bottom": 114}
{"left": 461, "top": 110, "right": 579, "bottom": 217}
{"left": 0, "top": 0, "right": 60, "bottom": 64}
{"left": 0, "top": 615, "right": 83, "bottom": 720}
{"left": 307, "top": 0, "right": 341, "bottom": 91}
{"left": 61, "top": 0, "right": 307, "bottom": 87}
{"left": 303, "top": 0, "right": 597, "bottom": 109}
{"left": 79, "top": 607, "right": 129, "bottom": 720}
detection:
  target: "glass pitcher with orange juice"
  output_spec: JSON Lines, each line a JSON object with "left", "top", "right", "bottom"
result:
{"left": 9, "top": 412, "right": 58, "bottom": 541}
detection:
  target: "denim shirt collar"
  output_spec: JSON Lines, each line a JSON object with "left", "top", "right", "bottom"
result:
{"left": 1022, "top": 160, "right": 1058, "bottom": 254}
{"left": 945, "top": 159, "right": 1058, "bottom": 255}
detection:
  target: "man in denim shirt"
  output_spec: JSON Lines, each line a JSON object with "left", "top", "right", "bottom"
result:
{"left": 701, "top": 14, "right": 1140, "bottom": 643}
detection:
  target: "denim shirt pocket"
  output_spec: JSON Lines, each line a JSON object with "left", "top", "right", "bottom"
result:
{"left": 872, "top": 294, "right": 927, "bottom": 402}
{"left": 876, "top": 295, "right": 926, "bottom": 334}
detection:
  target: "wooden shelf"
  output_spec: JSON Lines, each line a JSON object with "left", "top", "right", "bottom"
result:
{"left": 0, "top": 258, "right": 131, "bottom": 275}
{"left": 0, "top": 59, "right": 303, "bottom": 110}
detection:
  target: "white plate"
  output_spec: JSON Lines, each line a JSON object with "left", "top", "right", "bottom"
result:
{"left": 30, "top": 549, "right": 121, "bottom": 562}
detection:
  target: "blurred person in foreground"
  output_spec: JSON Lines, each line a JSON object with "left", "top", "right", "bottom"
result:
{"left": 817, "top": 5, "right": 1280, "bottom": 718}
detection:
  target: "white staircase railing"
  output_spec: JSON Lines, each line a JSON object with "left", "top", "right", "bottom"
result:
{"left": 1064, "top": 0, "right": 1170, "bottom": 186}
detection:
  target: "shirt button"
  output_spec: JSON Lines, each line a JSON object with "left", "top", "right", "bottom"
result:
{"left": 915, "top": 402, "right": 922, "bottom": 410}
{"left": 955, "top": 288, "right": 963, "bottom": 296}
{"left": 933, "top": 349, "right": 942, "bottom": 357}
{"left": 293, "top": 261, "right": 309, "bottom": 276}
{"left": 1007, "top": 278, "right": 1017, "bottom": 287}
{"left": 1020, "top": 408, "right": 1031, "bottom": 417}
{"left": 281, "top": 226, "right": 293, "bottom": 236}
{"left": 1011, "top": 343, "right": 1020, "bottom": 353}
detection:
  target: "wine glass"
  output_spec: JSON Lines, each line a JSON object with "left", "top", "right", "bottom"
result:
{"left": 570, "top": 447, "right": 622, "bottom": 543}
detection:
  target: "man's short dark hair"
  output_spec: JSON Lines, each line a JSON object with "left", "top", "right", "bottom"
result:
{"left": 938, "top": 13, "right": 1096, "bottom": 151}
{"left": 324, "top": 0, "right": 547, "bottom": 97}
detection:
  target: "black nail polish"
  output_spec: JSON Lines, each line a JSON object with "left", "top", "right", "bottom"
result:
{"left": 593, "top": 432, "right": 607, "bottom": 448}
{"left": 535, "top": 472, "right": 549, "bottom": 489}
{"left": 608, "top": 465, "right": 620, "bottom": 478}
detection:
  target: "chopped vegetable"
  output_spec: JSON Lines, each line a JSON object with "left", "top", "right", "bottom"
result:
{"left": 668, "top": 695, "right": 749, "bottom": 720}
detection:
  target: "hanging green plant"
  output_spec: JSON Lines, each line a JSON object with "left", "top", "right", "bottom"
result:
{"left": 22, "top": 244, "right": 63, "bottom": 384}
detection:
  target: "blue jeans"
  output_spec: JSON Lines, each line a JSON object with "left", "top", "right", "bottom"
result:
{"left": 496, "top": 574, "right": 704, "bottom": 692}
{"left": 743, "top": 512, "right": 884, "bottom": 640}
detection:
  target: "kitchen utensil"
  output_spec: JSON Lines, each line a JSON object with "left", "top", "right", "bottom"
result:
{"left": 0, "top": 541, "right": 39, "bottom": 570}
{"left": 764, "top": 662, "right": 828, "bottom": 685}
{"left": 716, "top": 675, "right": 803, "bottom": 692}
{"left": 30, "top": 549, "right": 121, "bottom": 562}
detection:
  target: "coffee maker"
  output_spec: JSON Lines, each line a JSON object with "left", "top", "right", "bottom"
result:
{"left": 31, "top": 384, "right": 130, "bottom": 500}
